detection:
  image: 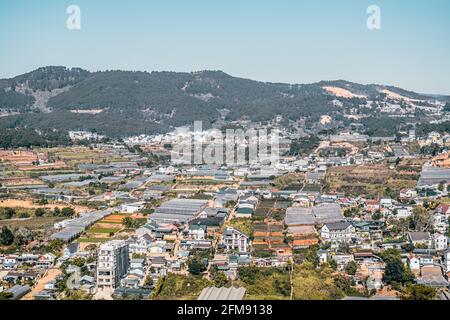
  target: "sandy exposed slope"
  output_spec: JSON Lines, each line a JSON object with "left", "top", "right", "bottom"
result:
{"left": 323, "top": 86, "right": 367, "bottom": 99}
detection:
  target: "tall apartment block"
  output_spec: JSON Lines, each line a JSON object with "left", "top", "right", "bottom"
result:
{"left": 96, "top": 240, "right": 130, "bottom": 290}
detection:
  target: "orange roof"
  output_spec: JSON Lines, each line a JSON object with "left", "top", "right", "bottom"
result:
{"left": 292, "top": 238, "right": 319, "bottom": 246}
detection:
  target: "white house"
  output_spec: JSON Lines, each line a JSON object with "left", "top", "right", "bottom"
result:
{"left": 3, "top": 256, "right": 17, "bottom": 269}
{"left": 188, "top": 224, "right": 206, "bottom": 240}
{"left": 407, "top": 255, "right": 421, "bottom": 273}
{"left": 128, "top": 238, "right": 150, "bottom": 256}
{"left": 432, "top": 233, "right": 448, "bottom": 251}
{"left": 320, "top": 222, "right": 356, "bottom": 244}
{"left": 63, "top": 243, "right": 80, "bottom": 259}
{"left": 149, "top": 243, "right": 165, "bottom": 254}
{"left": 432, "top": 213, "right": 448, "bottom": 234}
{"left": 37, "top": 253, "right": 56, "bottom": 268}
{"left": 130, "top": 258, "right": 145, "bottom": 269}
{"left": 399, "top": 189, "right": 418, "bottom": 200}
{"left": 221, "top": 227, "right": 249, "bottom": 253}
{"left": 317, "top": 250, "right": 328, "bottom": 264}
{"left": 121, "top": 202, "right": 145, "bottom": 214}
{"left": 394, "top": 206, "right": 413, "bottom": 219}
{"left": 380, "top": 198, "right": 394, "bottom": 209}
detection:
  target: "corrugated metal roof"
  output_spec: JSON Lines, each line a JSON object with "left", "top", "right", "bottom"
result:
{"left": 285, "top": 203, "right": 342, "bottom": 226}
{"left": 198, "top": 287, "right": 246, "bottom": 300}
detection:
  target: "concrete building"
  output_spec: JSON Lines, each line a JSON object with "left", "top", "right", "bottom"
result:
{"left": 96, "top": 240, "right": 130, "bottom": 290}
{"left": 320, "top": 221, "right": 356, "bottom": 244}
{"left": 221, "top": 227, "right": 249, "bottom": 253}
{"left": 432, "top": 233, "right": 448, "bottom": 251}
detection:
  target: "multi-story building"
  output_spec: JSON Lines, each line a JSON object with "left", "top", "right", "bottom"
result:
{"left": 320, "top": 222, "right": 356, "bottom": 244}
{"left": 432, "top": 233, "right": 448, "bottom": 251}
{"left": 221, "top": 227, "right": 249, "bottom": 253}
{"left": 96, "top": 240, "right": 130, "bottom": 290}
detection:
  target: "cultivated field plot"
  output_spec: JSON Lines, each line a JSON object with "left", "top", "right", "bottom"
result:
{"left": 47, "top": 146, "right": 122, "bottom": 167}
{"left": 101, "top": 214, "right": 128, "bottom": 224}
{"left": 77, "top": 215, "right": 127, "bottom": 243}
{"left": 325, "top": 159, "right": 426, "bottom": 196}
{"left": 274, "top": 201, "right": 291, "bottom": 209}
{"left": 274, "top": 173, "right": 305, "bottom": 190}
{"left": 0, "top": 216, "right": 65, "bottom": 230}
{"left": 77, "top": 213, "right": 145, "bottom": 244}
{"left": 254, "top": 200, "right": 275, "bottom": 218}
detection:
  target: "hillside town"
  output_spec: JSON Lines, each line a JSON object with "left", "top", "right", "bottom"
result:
{"left": 1, "top": 120, "right": 450, "bottom": 301}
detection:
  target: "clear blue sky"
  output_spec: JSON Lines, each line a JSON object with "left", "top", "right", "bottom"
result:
{"left": 1, "top": 0, "right": 450, "bottom": 94}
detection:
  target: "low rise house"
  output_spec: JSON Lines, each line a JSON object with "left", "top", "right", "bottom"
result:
{"left": 33, "top": 290, "right": 57, "bottom": 300}
{"left": 408, "top": 232, "right": 432, "bottom": 248}
{"left": 3, "top": 255, "right": 17, "bottom": 269}
{"left": 407, "top": 255, "right": 421, "bottom": 274}
{"left": 121, "top": 202, "right": 145, "bottom": 214}
{"left": 188, "top": 224, "right": 207, "bottom": 240}
{"left": 436, "top": 204, "right": 450, "bottom": 217}
{"left": 380, "top": 198, "right": 394, "bottom": 209}
{"left": 399, "top": 188, "right": 418, "bottom": 200}
{"left": 130, "top": 258, "right": 145, "bottom": 269}
{"left": 393, "top": 206, "right": 413, "bottom": 219}
{"left": 63, "top": 243, "right": 80, "bottom": 260}
{"left": 37, "top": 253, "right": 56, "bottom": 268}
{"left": 365, "top": 199, "right": 380, "bottom": 212}
{"left": 317, "top": 250, "right": 329, "bottom": 264}
{"left": 332, "top": 254, "right": 353, "bottom": 271}
{"left": 432, "top": 213, "right": 448, "bottom": 234}
{"left": 128, "top": 236, "right": 151, "bottom": 256}
{"left": 419, "top": 255, "right": 434, "bottom": 266}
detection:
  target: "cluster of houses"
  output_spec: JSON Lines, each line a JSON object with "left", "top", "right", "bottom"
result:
{"left": 1, "top": 126, "right": 450, "bottom": 300}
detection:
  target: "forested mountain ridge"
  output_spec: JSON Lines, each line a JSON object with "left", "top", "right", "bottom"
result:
{"left": 0, "top": 66, "right": 445, "bottom": 137}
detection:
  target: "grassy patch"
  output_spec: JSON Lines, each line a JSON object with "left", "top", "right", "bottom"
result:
{"left": 0, "top": 217, "right": 65, "bottom": 230}
{"left": 225, "top": 218, "right": 254, "bottom": 237}
{"left": 153, "top": 273, "right": 212, "bottom": 300}
{"left": 77, "top": 238, "right": 109, "bottom": 243}
{"left": 88, "top": 227, "right": 121, "bottom": 234}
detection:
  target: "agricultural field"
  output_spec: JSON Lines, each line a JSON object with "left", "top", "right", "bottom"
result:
{"left": 324, "top": 159, "right": 427, "bottom": 197}
{"left": 224, "top": 218, "right": 254, "bottom": 239}
{"left": 254, "top": 200, "right": 275, "bottom": 218}
{"left": 76, "top": 213, "right": 145, "bottom": 244}
{"left": 273, "top": 173, "right": 305, "bottom": 190}
{"left": 0, "top": 216, "right": 65, "bottom": 230}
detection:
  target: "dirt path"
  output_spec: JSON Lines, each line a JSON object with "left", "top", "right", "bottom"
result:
{"left": 22, "top": 268, "right": 62, "bottom": 300}
{"left": 0, "top": 199, "right": 90, "bottom": 214}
